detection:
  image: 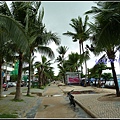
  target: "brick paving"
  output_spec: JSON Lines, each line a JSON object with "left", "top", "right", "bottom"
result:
{"left": 59, "top": 85, "right": 120, "bottom": 118}
{"left": 1, "top": 83, "right": 120, "bottom": 118}
{"left": 0, "top": 94, "right": 39, "bottom": 118}
{"left": 0, "top": 87, "right": 43, "bottom": 118}
{"left": 35, "top": 84, "right": 78, "bottom": 118}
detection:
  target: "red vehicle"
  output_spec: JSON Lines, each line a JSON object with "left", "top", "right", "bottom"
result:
{"left": 2, "top": 83, "right": 7, "bottom": 88}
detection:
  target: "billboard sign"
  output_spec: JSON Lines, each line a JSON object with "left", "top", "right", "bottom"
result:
{"left": 66, "top": 72, "right": 81, "bottom": 84}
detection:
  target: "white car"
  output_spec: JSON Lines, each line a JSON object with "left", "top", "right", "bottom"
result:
{"left": 8, "top": 82, "right": 16, "bottom": 87}
{"left": 105, "top": 81, "right": 115, "bottom": 87}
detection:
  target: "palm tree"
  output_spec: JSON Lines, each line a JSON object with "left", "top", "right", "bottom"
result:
{"left": 1, "top": 1, "right": 61, "bottom": 98}
{"left": 55, "top": 55, "right": 63, "bottom": 65}
{"left": 85, "top": 2, "right": 120, "bottom": 96}
{"left": 101, "top": 73, "right": 113, "bottom": 85}
{"left": 91, "top": 63, "right": 111, "bottom": 87}
{"left": 67, "top": 52, "right": 81, "bottom": 73}
{"left": 0, "top": 14, "right": 29, "bottom": 97}
{"left": 57, "top": 61, "right": 68, "bottom": 84}
{"left": 34, "top": 55, "right": 52, "bottom": 88}
{"left": 56, "top": 46, "right": 68, "bottom": 83}
{"left": 56, "top": 46, "right": 69, "bottom": 60}
{"left": 26, "top": 7, "right": 60, "bottom": 95}
{"left": 63, "top": 15, "right": 90, "bottom": 81}
{"left": 0, "top": 1, "right": 32, "bottom": 100}
{"left": 79, "top": 49, "right": 90, "bottom": 86}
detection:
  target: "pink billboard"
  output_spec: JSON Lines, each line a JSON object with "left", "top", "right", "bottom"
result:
{"left": 66, "top": 72, "right": 81, "bottom": 84}
{"left": 68, "top": 77, "right": 80, "bottom": 83}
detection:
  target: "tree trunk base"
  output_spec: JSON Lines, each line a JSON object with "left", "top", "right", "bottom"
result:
{"left": 116, "top": 91, "right": 120, "bottom": 97}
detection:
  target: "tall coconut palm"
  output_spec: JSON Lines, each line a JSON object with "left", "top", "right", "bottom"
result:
{"left": 85, "top": 2, "right": 120, "bottom": 96}
{"left": 91, "top": 62, "right": 111, "bottom": 87}
{"left": 79, "top": 49, "right": 90, "bottom": 86}
{"left": 67, "top": 52, "right": 81, "bottom": 73}
{"left": 56, "top": 46, "right": 69, "bottom": 60}
{"left": 18, "top": 1, "right": 60, "bottom": 96}
{"left": 56, "top": 46, "right": 68, "bottom": 67}
{"left": 0, "top": 1, "right": 32, "bottom": 100}
{"left": 0, "top": 14, "right": 29, "bottom": 97}
{"left": 56, "top": 46, "right": 68, "bottom": 83}
{"left": 101, "top": 73, "right": 112, "bottom": 84}
{"left": 63, "top": 15, "right": 90, "bottom": 81}
{"left": 57, "top": 61, "right": 68, "bottom": 84}
{"left": 1, "top": 1, "right": 61, "bottom": 98}
{"left": 26, "top": 7, "right": 60, "bottom": 95}
{"left": 34, "top": 55, "right": 52, "bottom": 88}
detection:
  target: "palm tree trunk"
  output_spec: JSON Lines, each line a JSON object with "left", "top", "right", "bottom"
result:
{"left": 4, "top": 63, "right": 7, "bottom": 83}
{"left": 0, "top": 63, "right": 3, "bottom": 97}
{"left": 81, "top": 42, "right": 87, "bottom": 86}
{"left": 38, "top": 68, "right": 41, "bottom": 88}
{"left": 76, "top": 66, "right": 80, "bottom": 79}
{"left": 98, "top": 72, "right": 102, "bottom": 88}
{"left": 27, "top": 54, "right": 31, "bottom": 96}
{"left": 63, "top": 73, "right": 66, "bottom": 84}
{"left": 14, "top": 52, "right": 23, "bottom": 100}
{"left": 111, "top": 62, "right": 120, "bottom": 97}
{"left": 38, "top": 74, "right": 41, "bottom": 88}
{"left": 41, "top": 72, "right": 43, "bottom": 86}
{"left": 79, "top": 40, "right": 83, "bottom": 78}
{"left": 40, "top": 70, "right": 43, "bottom": 86}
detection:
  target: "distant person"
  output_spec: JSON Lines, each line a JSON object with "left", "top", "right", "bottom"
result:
{"left": 4, "top": 83, "right": 8, "bottom": 91}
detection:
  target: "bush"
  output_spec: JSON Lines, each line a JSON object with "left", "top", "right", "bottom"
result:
{"left": 10, "top": 75, "right": 18, "bottom": 82}
{"left": 0, "top": 113, "right": 18, "bottom": 118}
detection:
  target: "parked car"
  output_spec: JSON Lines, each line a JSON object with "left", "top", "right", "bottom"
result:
{"left": 104, "top": 80, "right": 115, "bottom": 88}
{"left": 8, "top": 82, "right": 16, "bottom": 87}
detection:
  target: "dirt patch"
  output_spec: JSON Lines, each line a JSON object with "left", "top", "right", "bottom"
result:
{"left": 98, "top": 93, "right": 120, "bottom": 101}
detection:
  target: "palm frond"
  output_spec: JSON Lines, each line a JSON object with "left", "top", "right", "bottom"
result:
{"left": 37, "top": 45, "right": 55, "bottom": 59}
{"left": 0, "top": 14, "right": 29, "bottom": 52}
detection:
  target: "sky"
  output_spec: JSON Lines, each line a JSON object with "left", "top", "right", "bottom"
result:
{"left": 7, "top": 1, "right": 120, "bottom": 76}
{"left": 35, "top": 1, "right": 98, "bottom": 75}
{"left": 36, "top": 1, "right": 120, "bottom": 76}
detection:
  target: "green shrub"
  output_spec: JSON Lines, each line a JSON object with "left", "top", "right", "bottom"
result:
{"left": 0, "top": 113, "right": 18, "bottom": 118}
{"left": 10, "top": 75, "right": 18, "bottom": 82}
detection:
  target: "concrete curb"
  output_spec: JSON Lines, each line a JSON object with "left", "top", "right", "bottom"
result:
{"left": 58, "top": 85, "right": 98, "bottom": 118}
{"left": 74, "top": 98, "right": 97, "bottom": 118}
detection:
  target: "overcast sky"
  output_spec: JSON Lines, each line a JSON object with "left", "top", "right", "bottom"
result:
{"left": 34, "top": 1, "right": 97, "bottom": 75}
{"left": 34, "top": 1, "right": 120, "bottom": 76}
{"left": 7, "top": 1, "right": 120, "bottom": 76}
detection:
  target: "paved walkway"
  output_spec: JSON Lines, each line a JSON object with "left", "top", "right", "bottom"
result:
{"left": 1, "top": 83, "right": 120, "bottom": 118}
{"left": 59, "top": 85, "right": 120, "bottom": 118}
{"left": 35, "top": 84, "right": 79, "bottom": 118}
